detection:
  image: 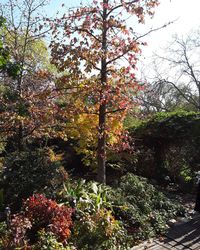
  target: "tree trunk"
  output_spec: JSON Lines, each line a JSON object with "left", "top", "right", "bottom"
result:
{"left": 97, "top": 0, "right": 107, "bottom": 183}
{"left": 198, "top": 83, "right": 200, "bottom": 111}
{"left": 97, "top": 103, "right": 106, "bottom": 183}
{"left": 16, "top": 77, "right": 23, "bottom": 152}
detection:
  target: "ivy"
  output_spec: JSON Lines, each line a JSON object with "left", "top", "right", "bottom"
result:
{"left": 129, "top": 110, "right": 200, "bottom": 141}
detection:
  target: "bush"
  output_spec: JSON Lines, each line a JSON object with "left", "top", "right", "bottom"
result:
{"left": 59, "top": 174, "right": 184, "bottom": 248}
{"left": 1, "top": 194, "right": 73, "bottom": 249}
{"left": 72, "top": 208, "right": 130, "bottom": 250}
{"left": 111, "top": 173, "right": 185, "bottom": 239}
{"left": 0, "top": 174, "right": 185, "bottom": 249}
{"left": 24, "top": 194, "right": 73, "bottom": 242}
{"left": 128, "top": 111, "right": 200, "bottom": 185}
{"left": 33, "top": 230, "right": 75, "bottom": 250}
{"left": 8, "top": 213, "right": 32, "bottom": 248}
{"left": 0, "top": 221, "right": 11, "bottom": 249}
{"left": 59, "top": 179, "right": 132, "bottom": 249}
{"left": 1, "top": 148, "right": 67, "bottom": 211}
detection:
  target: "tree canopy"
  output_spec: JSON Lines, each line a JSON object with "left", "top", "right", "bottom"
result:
{"left": 50, "top": 0, "right": 159, "bottom": 183}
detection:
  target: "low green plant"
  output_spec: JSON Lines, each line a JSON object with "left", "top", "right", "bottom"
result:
{"left": 71, "top": 208, "right": 131, "bottom": 250}
{"left": 60, "top": 179, "right": 113, "bottom": 213}
{"left": 113, "top": 173, "right": 185, "bottom": 239}
{"left": 59, "top": 174, "right": 184, "bottom": 247}
{"left": 0, "top": 222, "right": 9, "bottom": 249}
{"left": 180, "top": 164, "right": 193, "bottom": 183}
{"left": 59, "top": 179, "right": 132, "bottom": 249}
{"left": 33, "top": 230, "right": 75, "bottom": 250}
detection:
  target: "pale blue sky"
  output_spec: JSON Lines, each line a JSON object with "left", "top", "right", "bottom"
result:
{"left": 46, "top": 0, "right": 84, "bottom": 16}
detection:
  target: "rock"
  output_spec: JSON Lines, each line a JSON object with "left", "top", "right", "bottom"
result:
{"left": 167, "top": 219, "right": 177, "bottom": 226}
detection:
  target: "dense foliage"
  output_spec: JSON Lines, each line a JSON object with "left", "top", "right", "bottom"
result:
{"left": 129, "top": 110, "right": 200, "bottom": 139}
{"left": 0, "top": 194, "right": 73, "bottom": 249}
{"left": 128, "top": 111, "right": 200, "bottom": 188}
{"left": 59, "top": 173, "right": 184, "bottom": 248}
{"left": 0, "top": 173, "right": 184, "bottom": 249}
{"left": 0, "top": 148, "right": 67, "bottom": 210}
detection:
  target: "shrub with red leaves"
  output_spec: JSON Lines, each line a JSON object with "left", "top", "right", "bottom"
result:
{"left": 23, "top": 194, "right": 73, "bottom": 241}
{"left": 23, "top": 194, "right": 58, "bottom": 227}
{"left": 3, "top": 195, "right": 73, "bottom": 248}
{"left": 49, "top": 206, "right": 73, "bottom": 242}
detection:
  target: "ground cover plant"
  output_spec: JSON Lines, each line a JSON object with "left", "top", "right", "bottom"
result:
{"left": 0, "top": 172, "right": 184, "bottom": 249}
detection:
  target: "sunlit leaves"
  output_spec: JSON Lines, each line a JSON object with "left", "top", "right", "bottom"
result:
{"left": 50, "top": 0, "right": 159, "bottom": 113}
{"left": 49, "top": 0, "right": 159, "bottom": 176}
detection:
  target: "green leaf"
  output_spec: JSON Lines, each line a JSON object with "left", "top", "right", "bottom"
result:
{"left": 91, "top": 182, "right": 98, "bottom": 194}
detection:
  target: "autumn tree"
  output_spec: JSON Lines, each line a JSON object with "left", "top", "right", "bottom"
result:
{"left": 50, "top": 0, "right": 160, "bottom": 183}
{"left": 0, "top": 0, "right": 52, "bottom": 87}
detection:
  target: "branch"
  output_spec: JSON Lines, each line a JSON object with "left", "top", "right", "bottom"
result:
{"left": 74, "top": 27, "right": 101, "bottom": 42}
{"left": 135, "top": 21, "right": 174, "bottom": 41}
{"left": 183, "top": 46, "right": 200, "bottom": 89}
{"left": 105, "top": 107, "right": 126, "bottom": 114}
{"left": 106, "top": 0, "right": 139, "bottom": 17}
{"left": 79, "top": 55, "right": 101, "bottom": 71}
{"left": 159, "top": 79, "right": 198, "bottom": 108}
{"left": 106, "top": 47, "right": 130, "bottom": 65}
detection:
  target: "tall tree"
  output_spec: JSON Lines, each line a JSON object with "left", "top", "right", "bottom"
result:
{"left": 0, "top": 0, "right": 51, "bottom": 90}
{"left": 50, "top": 0, "right": 159, "bottom": 183}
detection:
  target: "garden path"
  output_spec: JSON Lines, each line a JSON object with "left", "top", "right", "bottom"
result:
{"left": 132, "top": 214, "right": 200, "bottom": 250}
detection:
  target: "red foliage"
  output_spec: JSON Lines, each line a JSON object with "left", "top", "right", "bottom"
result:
{"left": 23, "top": 194, "right": 73, "bottom": 242}
{"left": 23, "top": 194, "right": 58, "bottom": 225}
{"left": 50, "top": 0, "right": 160, "bottom": 183}
{"left": 49, "top": 206, "right": 73, "bottom": 241}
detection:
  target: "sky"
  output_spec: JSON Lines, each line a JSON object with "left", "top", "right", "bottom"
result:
{"left": 138, "top": 0, "right": 200, "bottom": 57}
{"left": 47, "top": 0, "right": 200, "bottom": 59}
{"left": 1, "top": 0, "right": 200, "bottom": 60}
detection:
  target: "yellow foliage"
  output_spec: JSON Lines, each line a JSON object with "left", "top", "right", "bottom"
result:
{"left": 65, "top": 111, "right": 125, "bottom": 166}
{"left": 48, "top": 148, "right": 63, "bottom": 162}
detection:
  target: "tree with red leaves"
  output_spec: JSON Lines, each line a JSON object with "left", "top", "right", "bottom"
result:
{"left": 50, "top": 0, "right": 159, "bottom": 183}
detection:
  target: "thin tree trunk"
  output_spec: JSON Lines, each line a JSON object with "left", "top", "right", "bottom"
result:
{"left": 97, "top": 0, "right": 108, "bottom": 183}
{"left": 15, "top": 1, "right": 32, "bottom": 151}
{"left": 97, "top": 103, "right": 106, "bottom": 183}
{"left": 198, "top": 84, "right": 200, "bottom": 111}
